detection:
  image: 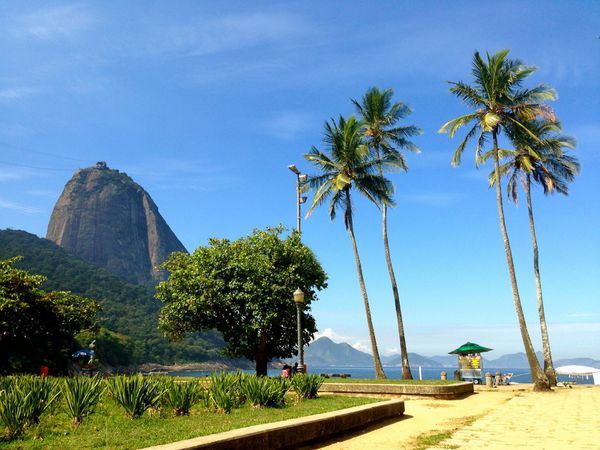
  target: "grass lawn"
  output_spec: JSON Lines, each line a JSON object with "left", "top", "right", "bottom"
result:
{"left": 3, "top": 394, "right": 380, "bottom": 450}
{"left": 322, "top": 378, "right": 458, "bottom": 385}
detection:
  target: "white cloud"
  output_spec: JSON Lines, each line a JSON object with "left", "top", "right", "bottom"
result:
{"left": 352, "top": 342, "right": 371, "bottom": 354}
{"left": 313, "top": 327, "right": 373, "bottom": 355}
{"left": 313, "top": 327, "right": 348, "bottom": 342}
{"left": 10, "top": 5, "right": 93, "bottom": 40}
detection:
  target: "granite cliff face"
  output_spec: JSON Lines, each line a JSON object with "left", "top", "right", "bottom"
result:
{"left": 47, "top": 162, "right": 186, "bottom": 285}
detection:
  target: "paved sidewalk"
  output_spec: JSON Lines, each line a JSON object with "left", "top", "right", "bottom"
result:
{"left": 308, "top": 386, "right": 600, "bottom": 450}
{"left": 437, "top": 386, "right": 600, "bottom": 449}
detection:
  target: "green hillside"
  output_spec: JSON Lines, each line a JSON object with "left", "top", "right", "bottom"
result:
{"left": 0, "top": 229, "right": 224, "bottom": 366}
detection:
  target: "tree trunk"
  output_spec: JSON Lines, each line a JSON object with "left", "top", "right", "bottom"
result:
{"left": 382, "top": 201, "right": 413, "bottom": 379}
{"left": 255, "top": 332, "right": 268, "bottom": 376}
{"left": 373, "top": 143, "right": 413, "bottom": 380}
{"left": 492, "top": 131, "right": 549, "bottom": 391}
{"left": 345, "top": 191, "right": 386, "bottom": 379}
{"left": 525, "top": 175, "right": 557, "bottom": 385}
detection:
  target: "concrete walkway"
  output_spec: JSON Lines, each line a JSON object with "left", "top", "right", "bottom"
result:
{"left": 306, "top": 385, "right": 600, "bottom": 449}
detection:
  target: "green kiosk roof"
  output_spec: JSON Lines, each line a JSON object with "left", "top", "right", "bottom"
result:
{"left": 449, "top": 342, "right": 493, "bottom": 355}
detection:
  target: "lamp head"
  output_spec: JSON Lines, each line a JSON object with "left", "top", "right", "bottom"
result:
{"left": 293, "top": 288, "right": 305, "bottom": 304}
{"left": 288, "top": 164, "right": 300, "bottom": 175}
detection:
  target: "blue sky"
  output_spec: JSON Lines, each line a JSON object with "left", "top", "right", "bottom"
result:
{"left": 1, "top": 1, "right": 599, "bottom": 360}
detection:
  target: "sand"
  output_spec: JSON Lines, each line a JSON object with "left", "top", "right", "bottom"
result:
{"left": 305, "top": 385, "right": 600, "bottom": 449}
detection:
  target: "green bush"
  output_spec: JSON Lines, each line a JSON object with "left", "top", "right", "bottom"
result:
{"left": 18, "top": 375, "right": 61, "bottom": 424}
{"left": 207, "top": 372, "right": 245, "bottom": 414}
{"left": 240, "top": 376, "right": 289, "bottom": 408}
{"left": 0, "top": 382, "right": 33, "bottom": 439}
{"left": 291, "top": 374, "right": 324, "bottom": 400}
{"left": 107, "top": 374, "right": 165, "bottom": 419}
{"left": 163, "top": 379, "right": 204, "bottom": 416}
{"left": 62, "top": 376, "right": 104, "bottom": 425}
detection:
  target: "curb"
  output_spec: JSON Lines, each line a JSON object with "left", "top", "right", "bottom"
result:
{"left": 141, "top": 398, "right": 405, "bottom": 450}
{"left": 319, "top": 381, "right": 474, "bottom": 399}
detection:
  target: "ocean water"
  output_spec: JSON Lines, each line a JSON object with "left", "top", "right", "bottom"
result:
{"left": 168, "top": 366, "right": 596, "bottom": 385}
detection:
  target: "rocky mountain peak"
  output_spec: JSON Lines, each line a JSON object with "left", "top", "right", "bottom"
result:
{"left": 46, "top": 163, "right": 186, "bottom": 285}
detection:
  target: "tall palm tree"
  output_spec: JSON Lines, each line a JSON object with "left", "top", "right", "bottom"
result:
{"left": 304, "top": 115, "right": 402, "bottom": 379}
{"left": 439, "top": 49, "right": 556, "bottom": 391}
{"left": 352, "top": 87, "right": 421, "bottom": 379}
{"left": 487, "top": 119, "right": 580, "bottom": 385}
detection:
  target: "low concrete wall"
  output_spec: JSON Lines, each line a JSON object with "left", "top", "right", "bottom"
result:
{"left": 319, "top": 382, "right": 473, "bottom": 399}
{"left": 141, "top": 399, "right": 404, "bottom": 450}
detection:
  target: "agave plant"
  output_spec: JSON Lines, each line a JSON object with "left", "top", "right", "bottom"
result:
{"left": 62, "top": 376, "right": 104, "bottom": 425}
{"left": 206, "top": 372, "right": 245, "bottom": 414}
{"left": 18, "top": 375, "right": 61, "bottom": 424}
{"left": 163, "top": 379, "right": 203, "bottom": 416}
{"left": 291, "top": 374, "right": 324, "bottom": 400}
{"left": 240, "top": 376, "right": 289, "bottom": 408}
{"left": 0, "top": 383, "right": 34, "bottom": 439}
{"left": 107, "top": 374, "right": 165, "bottom": 419}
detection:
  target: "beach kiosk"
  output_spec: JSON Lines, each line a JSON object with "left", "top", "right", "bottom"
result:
{"left": 449, "top": 342, "right": 492, "bottom": 384}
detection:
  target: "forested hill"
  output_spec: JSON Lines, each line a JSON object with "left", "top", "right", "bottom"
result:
{"left": 0, "top": 229, "right": 224, "bottom": 366}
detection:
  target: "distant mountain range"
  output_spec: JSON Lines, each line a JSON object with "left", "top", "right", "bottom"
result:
{"left": 304, "top": 337, "right": 600, "bottom": 369}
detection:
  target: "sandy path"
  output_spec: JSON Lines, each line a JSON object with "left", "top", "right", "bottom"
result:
{"left": 305, "top": 385, "right": 600, "bottom": 450}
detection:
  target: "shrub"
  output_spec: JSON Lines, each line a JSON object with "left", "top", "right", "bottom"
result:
{"left": 107, "top": 374, "right": 165, "bottom": 419}
{"left": 18, "top": 375, "right": 60, "bottom": 424}
{"left": 240, "top": 376, "right": 289, "bottom": 408}
{"left": 62, "top": 376, "right": 104, "bottom": 425}
{"left": 163, "top": 379, "right": 203, "bottom": 416}
{"left": 207, "top": 372, "right": 244, "bottom": 414}
{"left": 291, "top": 374, "right": 324, "bottom": 400}
{"left": 0, "top": 383, "right": 33, "bottom": 439}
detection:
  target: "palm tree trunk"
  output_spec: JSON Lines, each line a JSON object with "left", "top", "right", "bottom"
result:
{"left": 374, "top": 146, "right": 412, "bottom": 379}
{"left": 382, "top": 200, "right": 412, "bottom": 379}
{"left": 345, "top": 191, "right": 386, "bottom": 379}
{"left": 492, "top": 131, "right": 549, "bottom": 391}
{"left": 525, "top": 175, "right": 557, "bottom": 385}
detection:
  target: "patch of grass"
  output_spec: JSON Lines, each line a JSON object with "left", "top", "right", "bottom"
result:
{"left": 2, "top": 391, "right": 379, "bottom": 449}
{"left": 411, "top": 415, "right": 478, "bottom": 450}
{"left": 321, "top": 378, "right": 458, "bottom": 385}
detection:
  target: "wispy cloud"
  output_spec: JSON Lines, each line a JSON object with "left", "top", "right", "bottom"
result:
{"left": 262, "top": 111, "right": 315, "bottom": 140}
{"left": 121, "top": 158, "right": 240, "bottom": 192}
{"left": 0, "top": 197, "right": 42, "bottom": 214}
{"left": 0, "top": 87, "right": 39, "bottom": 102}
{"left": 313, "top": 327, "right": 372, "bottom": 355}
{"left": 9, "top": 4, "right": 93, "bottom": 40}
{"left": 145, "top": 12, "right": 307, "bottom": 58}
{"left": 399, "top": 192, "right": 464, "bottom": 207}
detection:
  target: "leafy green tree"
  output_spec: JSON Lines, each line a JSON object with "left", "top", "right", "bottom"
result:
{"left": 439, "top": 49, "right": 556, "bottom": 391}
{"left": 0, "top": 258, "right": 99, "bottom": 374}
{"left": 156, "top": 227, "right": 327, "bottom": 376}
{"left": 487, "top": 119, "right": 579, "bottom": 385}
{"left": 353, "top": 87, "right": 421, "bottom": 380}
{"left": 305, "top": 115, "right": 403, "bottom": 379}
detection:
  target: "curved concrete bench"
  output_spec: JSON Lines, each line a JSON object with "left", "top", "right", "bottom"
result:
{"left": 141, "top": 399, "right": 404, "bottom": 450}
{"left": 319, "top": 381, "right": 473, "bottom": 399}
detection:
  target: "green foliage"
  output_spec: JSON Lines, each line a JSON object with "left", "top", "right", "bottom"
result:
{"left": 107, "top": 374, "right": 165, "bottom": 419}
{"left": 206, "top": 372, "right": 245, "bottom": 414}
{"left": 157, "top": 226, "right": 327, "bottom": 375}
{"left": 62, "top": 376, "right": 104, "bottom": 425}
{"left": 16, "top": 375, "right": 60, "bottom": 424}
{"left": 163, "top": 379, "right": 204, "bottom": 416}
{"left": 0, "top": 257, "right": 99, "bottom": 374}
{"left": 291, "top": 374, "right": 324, "bottom": 400}
{"left": 0, "top": 229, "right": 226, "bottom": 367}
{"left": 240, "top": 376, "right": 290, "bottom": 408}
{"left": 0, "top": 382, "right": 33, "bottom": 439}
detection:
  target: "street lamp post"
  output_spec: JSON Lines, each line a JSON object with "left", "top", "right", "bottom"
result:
{"left": 287, "top": 164, "right": 307, "bottom": 235}
{"left": 293, "top": 287, "right": 305, "bottom": 373}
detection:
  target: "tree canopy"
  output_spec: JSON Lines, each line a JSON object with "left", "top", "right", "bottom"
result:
{"left": 156, "top": 227, "right": 327, "bottom": 375}
{"left": 0, "top": 257, "right": 99, "bottom": 374}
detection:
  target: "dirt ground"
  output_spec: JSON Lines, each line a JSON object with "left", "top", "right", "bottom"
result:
{"left": 305, "top": 385, "right": 600, "bottom": 449}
